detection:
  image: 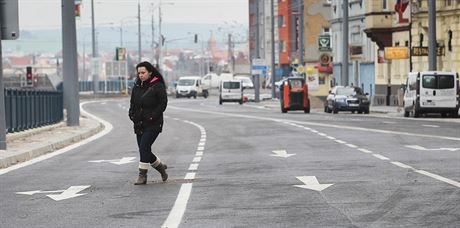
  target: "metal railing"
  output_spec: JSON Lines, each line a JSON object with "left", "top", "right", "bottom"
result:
{"left": 4, "top": 89, "right": 63, "bottom": 133}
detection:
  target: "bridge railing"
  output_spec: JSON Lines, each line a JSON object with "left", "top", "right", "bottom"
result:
{"left": 4, "top": 88, "right": 63, "bottom": 133}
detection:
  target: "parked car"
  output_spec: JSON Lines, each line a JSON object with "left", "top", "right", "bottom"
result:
{"left": 403, "top": 71, "right": 459, "bottom": 118}
{"left": 234, "top": 76, "right": 254, "bottom": 89}
{"left": 325, "top": 86, "right": 370, "bottom": 114}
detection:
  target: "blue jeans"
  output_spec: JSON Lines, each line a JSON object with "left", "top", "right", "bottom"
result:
{"left": 136, "top": 130, "right": 160, "bottom": 164}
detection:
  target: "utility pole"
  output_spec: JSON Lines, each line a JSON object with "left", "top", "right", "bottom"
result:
{"left": 254, "top": 0, "right": 260, "bottom": 103}
{"left": 91, "top": 0, "right": 98, "bottom": 94}
{"left": 151, "top": 9, "right": 155, "bottom": 64}
{"left": 298, "top": 0, "right": 304, "bottom": 67}
{"left": 62, "top": 0, "right": 80, "bottom": 126}
{"left": 0, "top": 15, "right": 5, "bottom": 150}
{"left": 271, "top": 0, "right": 276, "bottom": 98}
{"left": 228, "top": 33, "right": 232, "bottom": 73}
{"left": 341, "top": 0, "right": 349, "bottom": 86}
{"left": 428, "top": 0, "right": 436, "bottom": 71}
{"left": 158, "top": 1, "right": 163, "bottom": 73}
{"left": 138, "top": 1, "right": 142, "bottom": 63}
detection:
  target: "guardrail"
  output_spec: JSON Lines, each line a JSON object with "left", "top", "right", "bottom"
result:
{"left": 4, "top": 88, "right": 63, "bottom": 133}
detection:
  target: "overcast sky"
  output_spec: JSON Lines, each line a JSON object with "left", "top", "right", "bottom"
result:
{"left": 19, "top": 0, "right": 249, "bottom": 29}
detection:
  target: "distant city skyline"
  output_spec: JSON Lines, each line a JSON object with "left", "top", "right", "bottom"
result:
{"left": 18, "top": 0, "right": 249, "bottom": 29}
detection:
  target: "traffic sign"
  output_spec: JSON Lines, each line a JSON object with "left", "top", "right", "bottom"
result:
{"left": 318, "top": 35, "right": 331, "bottom": 51}
{"left": 252, "top": 58, "right": 267, "bottom": 75}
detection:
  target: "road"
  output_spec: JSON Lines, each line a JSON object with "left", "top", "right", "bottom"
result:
{"left": 1, "top": 97, "right": 459, "bottom": 227}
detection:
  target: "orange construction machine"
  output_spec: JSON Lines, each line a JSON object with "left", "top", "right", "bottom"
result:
{"left": 279, "top": 77, "right": 310, "bottom": 113}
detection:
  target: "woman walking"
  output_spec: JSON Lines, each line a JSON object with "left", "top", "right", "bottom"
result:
{"left": 129, "top": 61, "right": 168, "bottom": 185}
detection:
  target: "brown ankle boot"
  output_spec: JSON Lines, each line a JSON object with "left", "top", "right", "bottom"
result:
{"left": 151, "top": 159, "right": 168, "bottom": 182}
{"left": 134, "top": 169, "right": 148, "bottom": 185}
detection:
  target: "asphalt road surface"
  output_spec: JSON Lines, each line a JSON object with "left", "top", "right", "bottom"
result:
{"left": 1, "top": 97, "right": 459, "bottom": 228}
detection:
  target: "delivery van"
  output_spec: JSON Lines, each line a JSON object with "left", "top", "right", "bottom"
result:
{"left": 219, "top": 79, "right": 243, "bottom": 105}
{"left": 403, "top": 71, "right": 459, "bottom": 117}
{"left": 176, "top": 76, "right": 209, "bottom": 99}
{"left": 202, "top": 73, "right": 234, "bottom": 89}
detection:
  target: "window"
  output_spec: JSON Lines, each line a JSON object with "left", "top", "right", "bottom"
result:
{"left": 445, "top": 0, "right": 452, "bottom": 6}
{"left": 439, "top": 75, "right": 455, "bottom": 89}
{"left": 323, "top": 27, "right": 330, "bottom": 35}
{"left": 383, "top": 0, "right": 387, "bottom": 10}
{"left": 278, "top": 15, "right": 284, "bottom": 27}
{"left": 422, "top": 74, "right": 455, "bottom": 89}
{"left": 223, "top": 81, "right": 241, "bottom": 89}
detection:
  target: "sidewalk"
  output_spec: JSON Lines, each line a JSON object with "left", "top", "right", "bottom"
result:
{"left": 0, "top": 115, "right": 103, "bottom": 169}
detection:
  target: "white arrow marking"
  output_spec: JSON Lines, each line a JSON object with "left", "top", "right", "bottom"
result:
{"left": 16, "top": 190, "right": 64, "bottom": 195}
{"left": 293, "top": 176, "right": 333, "bottom": 192}
{"left": 270, "top": 150, "right": 295, "bottom": 158}
{"left": 110, "top": 157, "right": 136, "bottom": 165}
{"left": 46, "top": 185, "right": 91, "bottom": 201}
{"left": 406, "top": 145, "right": 460, "bottom": 152}
{"left": 88, "top": 157, "right": 136, "bottom": 165}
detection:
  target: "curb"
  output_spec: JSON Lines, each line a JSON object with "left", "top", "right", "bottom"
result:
{"left": 6, "top": 122, "right": 67, "bottom": 142}
{"left": 0, "top": 118, "right": 104, "bottom": 169}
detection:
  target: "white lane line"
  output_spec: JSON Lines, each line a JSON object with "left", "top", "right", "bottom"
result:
{"left": 335, "top": 140, "right": 346, "bottom": 144}
{"left": 327, "top": 136, "right": 336, "bottom": 140}
{"left": 415, "top": 170, "right": 460, "bottom": 188}
{"left": 161, "top": 183, "right": 193, "bottom": 228}
{"left": 188, "top": 164, "right": 199, "bottom": 171}
{"left": 318, "top": 133, "right": 327, "bottom": 137}
{"left": 184, "top": 172, "right": 196, "bottom": 180}
{"left": 170, "top": 106, "right": 460, "bottom": 141}
{"left": 164, "top": 119, "right": 206, "bottom": 227}
{"left": 372, "top": 154, "right": 390, "bottom": 160}
{"left": 422, "top": 124, "right": 440, "bottom": 128}
{"left": 346, "top": 144, "right": 358, "bottom": 148}
{"left": 0, "top": 101, "right": 113, "bottom": 176}
{"left": 391, "top": 161, "right": 413, "bottom": 169}
{"left": 173, "top": 118, "right": 180, "bottom": 121}
{"left": 358, "top": 148, "right": 372, "bottom": 154}
{"left": 311, "top": 130, "right": 319, "bottom": 133}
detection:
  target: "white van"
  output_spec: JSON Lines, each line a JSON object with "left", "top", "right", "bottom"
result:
{"left": 176, "top": 76, "right": 209, "bottom": 99}
{"left": 219, "top": 79, "right": 243, "bottom": 105}
{"left": 403, "top": 71, "right": 459, "bottom": 117}
{"left": 202, "top": 73, "right": 234, "bottom": 89}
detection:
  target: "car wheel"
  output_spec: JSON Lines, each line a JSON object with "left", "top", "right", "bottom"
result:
{"left": 452, "top": 110, "right": 459, "bottom": 118}
{"left": 357, "top": 110, "right": 362, "bottom": 114}
{"left": 176, "top": 94, "right": 179, "bottom": 98}
{"left": 352, "top": 111, "right": 356, "bottom": 114}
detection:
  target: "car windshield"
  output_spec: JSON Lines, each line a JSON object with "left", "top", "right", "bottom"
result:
{"left": 178, "top": 79, "right": 195, "bottom": 86}
{"left": 223, "top": 81, "right": 240, "bottom": 89}
{"left": 336, "top": 87, "right": 363, "bottom": 96}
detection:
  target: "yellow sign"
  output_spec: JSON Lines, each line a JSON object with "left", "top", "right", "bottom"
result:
{"left": 384, "top": 47, "right": 409, "bottom": 59}
{"left": 297, "top": 65, "right": 304, "bottom": 73}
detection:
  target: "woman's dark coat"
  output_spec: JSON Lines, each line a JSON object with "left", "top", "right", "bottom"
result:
{"left": 129, "top": 77, "right": 168, "bottom": 134}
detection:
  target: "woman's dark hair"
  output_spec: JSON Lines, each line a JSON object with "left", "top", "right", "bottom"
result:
{"left": 136, "top": 61, "right": 165, "bottom": 84}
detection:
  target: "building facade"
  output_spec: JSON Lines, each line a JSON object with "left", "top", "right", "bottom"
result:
{"left": 331, "top": 0, "right": 375, "bottom": 97}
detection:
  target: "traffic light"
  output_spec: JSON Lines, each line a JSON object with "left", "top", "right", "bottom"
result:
{"left": 194, "top": 34, "right": 198, "bottom": 43}
{"left": 26, "top": 66, "right": 33, "bottom": 87}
